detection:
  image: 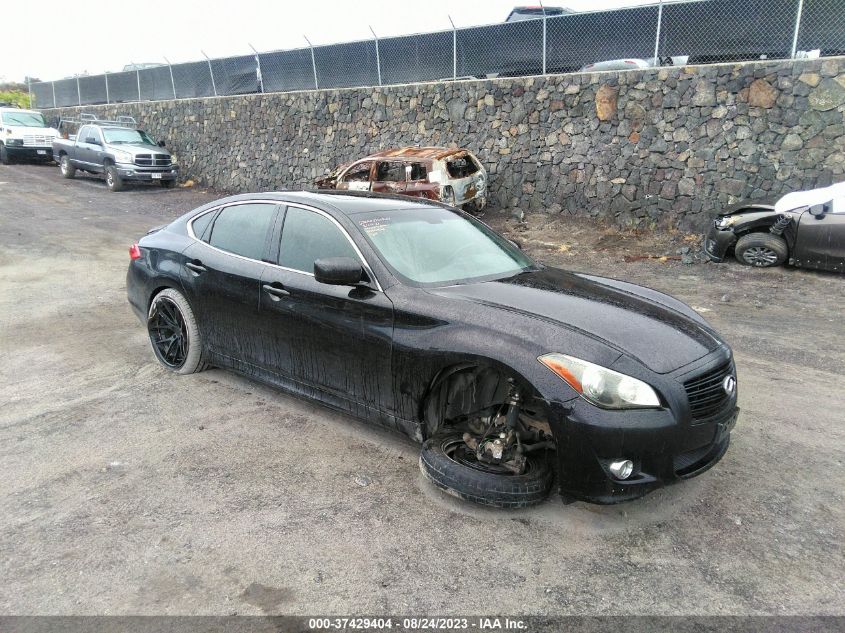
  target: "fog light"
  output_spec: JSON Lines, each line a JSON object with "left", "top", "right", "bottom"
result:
{"left": 609, "top": 459, "right": 634, "bottom": 480}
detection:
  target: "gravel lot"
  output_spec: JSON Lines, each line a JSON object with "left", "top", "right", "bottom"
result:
{"left": 1, "top": 164, "right": 843, "bottom": 616}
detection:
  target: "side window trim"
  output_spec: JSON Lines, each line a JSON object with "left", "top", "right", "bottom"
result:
{"left": 187, "top": 200, "right": 382, "bottom": 292}
{"left": 187, "top": 200, "right": 281, "bottom": 263}
{"left": 276, "top": 202, "right": 383, "bottom": 292}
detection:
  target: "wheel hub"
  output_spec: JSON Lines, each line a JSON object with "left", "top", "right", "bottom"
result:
{"left": 743, "top": 246, "right": 778, "bottom": 266}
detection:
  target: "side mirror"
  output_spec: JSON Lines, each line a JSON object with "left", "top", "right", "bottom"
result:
{"left": 808, "top": 203, "right": 829, "bottom": 218}
{"left": 157, "top": 140, "right": 166, "bottom": 147}
{"left": 314, "top": 257, "right": 365, "bottom": 286}
{"left": 86, "top": 137, "right": 99, "bottom": 145}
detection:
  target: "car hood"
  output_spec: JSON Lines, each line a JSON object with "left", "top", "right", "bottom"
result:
{"left": 717, "top": 200, "right": 776, "bottom": 216}
{"left": 428, "top": 267, "right": 722, "bottom": 373}
{"left": 110, "top": 143, "right": 170, "bottom": 156}
{"left": 775, "top": 181, "right": 845, "bottom": 214}
{"left": 7, "top": 126, "right": 58, "bottom": 136}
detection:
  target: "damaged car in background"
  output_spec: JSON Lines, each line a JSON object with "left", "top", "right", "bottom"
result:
{"left": 127, "top": 191, "right": 738, "bottom": 508}
{"left": 705, "top": 181, "right": 845, "bottom": 273}
{"left": 315, "top": 147, "right": 487, "bottom": 211}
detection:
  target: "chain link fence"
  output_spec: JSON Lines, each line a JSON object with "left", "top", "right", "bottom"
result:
{"left": 29, "top": 0, "right": 845, "bottom": 109}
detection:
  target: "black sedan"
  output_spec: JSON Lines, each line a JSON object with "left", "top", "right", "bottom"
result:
{"left": 704, "top": 182, "right": 845, "bottom": 272}
{"left": 127, "top": 191, "right": 738, "bottom": 507}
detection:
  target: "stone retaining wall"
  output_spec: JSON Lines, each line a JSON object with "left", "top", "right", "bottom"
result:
{"left": 43, "top": 57, "right": 845, "bottom": 230}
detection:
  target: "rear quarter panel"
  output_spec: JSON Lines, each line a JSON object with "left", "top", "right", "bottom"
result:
{"left": 128, "top": 228, "right": 195, "bottom": 320}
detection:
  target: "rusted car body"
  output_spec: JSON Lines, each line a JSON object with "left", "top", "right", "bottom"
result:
{"left": 315, "top": 147, "right": 487, "bottom": 211}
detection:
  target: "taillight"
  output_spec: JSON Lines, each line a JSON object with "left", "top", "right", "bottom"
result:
{"left": 129, "top": 244, "right": 142, "bottom": 260}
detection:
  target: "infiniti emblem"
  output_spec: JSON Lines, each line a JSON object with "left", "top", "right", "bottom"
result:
{"left": 722, "top": 375, "right": 737, "bottom": 396}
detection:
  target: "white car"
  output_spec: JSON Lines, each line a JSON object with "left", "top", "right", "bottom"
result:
{"left": 581, "top": 56, "right": 689, "bottom": 73}
{"left": 0, "top": 108, "right": 59, "bottom": 165}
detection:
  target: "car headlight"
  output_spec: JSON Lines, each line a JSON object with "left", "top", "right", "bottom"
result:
{"left": 538, "top": 353, "right": 661, "bottom": 409}
{"left": 5, "top": 139, "right": 23, "bottom": 146}
{"left": 714, "top": 216, "right": 736, "bottom": 229}
{"left": 113, "top": 150, "right": 133, "bottom": 163}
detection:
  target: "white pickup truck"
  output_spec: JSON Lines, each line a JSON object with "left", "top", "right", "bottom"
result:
{"left": 0, "top": 107, "right": 58, "bottom": 165}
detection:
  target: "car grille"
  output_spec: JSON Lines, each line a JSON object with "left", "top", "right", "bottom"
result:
{"left": 23, "top": 135, "right": 53, "bottom": 147}
{"left": 134, "top": 154, "right": 171, "bottom": 167}
{"left": 684, "top": 361, "right": 735, "bottom": 420}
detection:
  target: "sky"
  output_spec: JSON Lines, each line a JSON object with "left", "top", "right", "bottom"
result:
{"left": 2, "top": 0, "right": 654, "bottom": 83}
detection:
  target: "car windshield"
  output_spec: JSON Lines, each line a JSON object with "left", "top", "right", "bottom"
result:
{"left": 355, "top": 207, "right": 535, "bottom": 286}
{"left": 103, "top": 128, "right": 157, "bottom": 146}
{"left": 2, "top": 112, "right": 47, "bottom": 127}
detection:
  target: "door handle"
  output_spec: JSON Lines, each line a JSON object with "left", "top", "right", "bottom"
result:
{"left": 262, "top": 283, "right": 290, "bottom": 299}
{"left": 185, "top": 261, "right": 206, "bottom": 274}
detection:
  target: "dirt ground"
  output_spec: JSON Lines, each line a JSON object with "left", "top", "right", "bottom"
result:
{"left": 1, "top": 164, "right": 843, "bottom": 616}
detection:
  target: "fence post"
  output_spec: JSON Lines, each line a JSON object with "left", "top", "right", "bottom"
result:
{"left": 249, "top": 44, "right": 265, "bottom": 93}
{"left": 104, "top": 72, "right": 110, "bottom": 104}
{"left": 202, "top": 51, "right": 218, "bottom": 97}
{"left": 304, "top": 36, "right": 319, "bottom": 90}
{"left": 51, "top": 81, "right": 56, "bottom": 108}
{"left": 76, "top": 76, "right": 82, "bottom": 106}
{"left": 369, "top": 27, "right": 382, "bottom": 86}
{"left": 164, "top": 57, "right": 177, "bottom": 99}
{"left": 790, "top": 0, "right": 805, "bottom": 59}
{"left": 448, "top": 16, "right": 457, "bottom": 80}
{"left": 136, "top": 67, "right": 141, "bottom": 101}
{"left": 653, "top": 0, "right": 664, "bottom": 65}
{"left": 27, "top": 77, "right": 32, "bottom": 108}
{"left": 539, "top": 0, "right": 547, "bottom": 75}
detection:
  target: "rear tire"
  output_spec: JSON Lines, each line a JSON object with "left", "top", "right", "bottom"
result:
{"left": 420, "top": 433, "right": 553, "bottom": 508}
{"left": 106, "top": 165, "right": 124, "bottom": 192}
{"left": 147, "top": 288, "right": 208, "bottom": 375}
{"left": 60, "top": 155, "right": 76, "bottom": 178}
{"left": 734, "top": 232, "right": 788, "bottom": 267}
{"left": 1, "top": 144, "right": 12, "bottom": 165}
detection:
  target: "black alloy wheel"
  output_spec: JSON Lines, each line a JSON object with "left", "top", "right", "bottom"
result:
{"left": 148, "top": 297, "right": 189, "bottom": 369}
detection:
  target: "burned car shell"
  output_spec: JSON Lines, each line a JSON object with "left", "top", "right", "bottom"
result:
{"left": 315, "top": 147, "right": 487, "bottom": 210}
{"left": 705, "top": 183, "right": 845, "bottom": 273}
{"left": 127, "top": 191, "right": 738, "bottom": 505}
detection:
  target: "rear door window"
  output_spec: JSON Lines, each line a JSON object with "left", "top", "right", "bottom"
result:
{"left": 191, "top": 211, "right": 217, "bottom": 241}
{"left": 207, "top": 203, "right": 278, "bottom": 261}
{"left": 408, "top": 163, "right": 427, "bottom": 181}
{"left": 375, "top": 162, "right": 406, "bottom": 182}
{"left": 278, "top": 207, "right": 359, "bottom": 273}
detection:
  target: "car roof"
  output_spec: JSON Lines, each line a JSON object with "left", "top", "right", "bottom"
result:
{"left": 197, "top": 190, "right": 448, "bottom": 217}
{"left": 365, "top": 146, "right": 474, "bottom": 161}
{"left": 0, "top": 108, "right": 40, "bottom": 114}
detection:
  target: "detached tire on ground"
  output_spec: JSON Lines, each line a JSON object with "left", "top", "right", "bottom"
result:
{"left": 160, "top": 179, "right": 176, "bottom": 188}
{"left": 734, "top": 232, "right": 788, "bottom": 267}
{"left": 147, "top": 288, "right": 208, "bottom": 375}
{"left": 419, "top": 434, "right": 554, "bottom": 508}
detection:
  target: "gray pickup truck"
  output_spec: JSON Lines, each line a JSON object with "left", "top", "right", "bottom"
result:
{"left": 52, "top": 115, "right": 178, "bottom": 192}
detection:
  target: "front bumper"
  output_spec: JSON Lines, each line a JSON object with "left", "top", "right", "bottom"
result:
{"left": 547, "top": 352, "right": 739, "bottom": 504}
{"left": 116, "top": 163, "right": 179, "bottom": 182}
{"left": 4, "top": 145, "right": 54, "bottom": 160}
{"left": 704, "top": 221, "right": 737, "bottom": 262}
